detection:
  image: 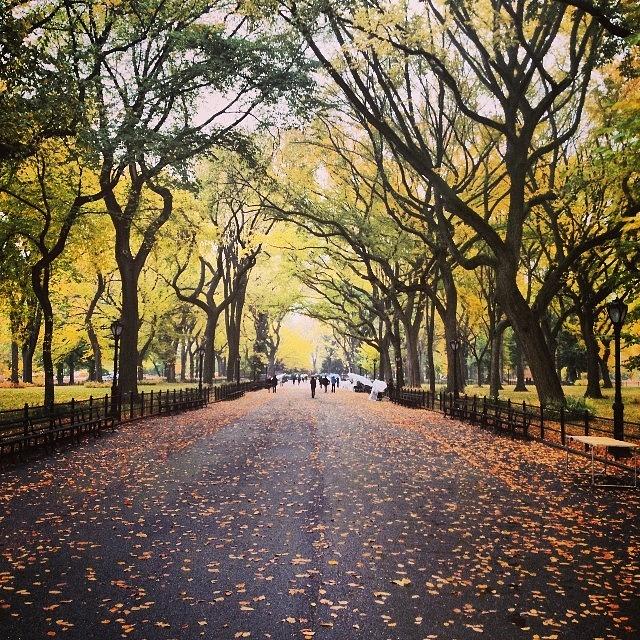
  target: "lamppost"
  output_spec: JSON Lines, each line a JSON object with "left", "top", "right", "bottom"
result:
{"left": 607, "top": 298, "right": 628, "bottom": 443}
{"left": 449, "top": 338, "right": 461, "bottom": 400}
{"left": 196, "top": 346, "right": 205, "bottom": 395}
{"left": 110, "top": 319, "right": 124, "bottom": 420}
{"left": 236, "top": 356, "right": 241, "bottom": 385}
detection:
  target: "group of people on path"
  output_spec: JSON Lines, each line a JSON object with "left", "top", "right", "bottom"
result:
{"left": 267, "top": 373, "right": 342, "bottom": 398}
{"left": 267, "top": 374, "right": 305, "bottom": 393}
{"left": 310, "top": 374, "right": 340, "bottom": 398}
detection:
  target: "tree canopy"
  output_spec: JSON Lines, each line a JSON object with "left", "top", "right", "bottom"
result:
{"left": 1, "top": 0, "right": 639, "bottom": 408}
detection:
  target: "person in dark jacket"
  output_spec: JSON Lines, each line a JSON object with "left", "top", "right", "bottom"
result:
{"left": 310, "top": 376, "right": 317, "bottom": 398}
{"left": 330, "top": 376, "right": 336, "bottom": 393}
{"left": 272, "top": 376, "right": 278, "bottom": 393}
{"left": 321, "top": 376, "right": 329, "bottom": 393}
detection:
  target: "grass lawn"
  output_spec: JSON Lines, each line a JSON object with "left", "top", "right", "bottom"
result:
{"left": 460, "top": 382, "right": 640, "bottom": 423}
{"left": 0, "top": 381, "right": 204, "bottom": 411}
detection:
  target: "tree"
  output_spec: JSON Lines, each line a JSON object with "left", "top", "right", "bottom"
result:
{"left": 0, "top": 1, "right": 83, "bottom": 165}
{"left": 170, "top": 153, "right": 274, "bottom": 382}
{"left": 248, "top": 267, "right": 300, "bottom": 376}
{"left": 0, "top": 236, "right": 40, "bottom": 382}
{"left": 557, "top": 327, "right": 587, "bottom": 383}
{"left": 59, "top": 0, "right": 313, "bottom": 396}
{"left": 0, "top": 142, "right": 102, "bottom": 406}
{"left": 278, "top": 0, "right": 612, "bottom": 403}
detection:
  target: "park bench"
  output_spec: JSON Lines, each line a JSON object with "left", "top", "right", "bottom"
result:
{"left": 159, "top": 389, "right": 204, "bottom": 414}
{"left": 0, "top": 405, "right": 111, "bottom": 458}
{"left": 480, "top": 399, "right": 530, "bottom": 440}
{"left": 222, "top": 389, "right": 245, "bottom": 402}
{"left": 398, "top": 390, "right": 426, "bottom": 409}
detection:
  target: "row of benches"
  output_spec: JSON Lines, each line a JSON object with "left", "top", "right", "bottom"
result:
{"left": 0, "top": 389, "right": 208, "bottom": 460}
{"left": 447, "top": 396, "right": 531, "bottom": 439}
{"left": 1, "top": 382, "right": 273, "bottom": 462}
{"left": 390, "top": 391, "right": 531, "bottom": 440}
{"left": 0, "top": 409, "right": 115, "bottom": 458}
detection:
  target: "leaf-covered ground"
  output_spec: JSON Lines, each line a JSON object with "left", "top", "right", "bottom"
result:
{"left": 0, "top": 384, "right": 638, "bottom": 639}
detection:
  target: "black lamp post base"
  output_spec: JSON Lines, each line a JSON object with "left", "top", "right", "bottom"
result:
{"left": 611, "top": 399, "right": 629, "bottom": 458}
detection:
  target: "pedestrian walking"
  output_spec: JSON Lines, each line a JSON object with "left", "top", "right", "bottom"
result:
{"left": 321, "top": 375, "right": 329, "bottom": 393}
{"left": 330, "top": 376, "right": 336, "bottom": 393}
{"left": 272, "top": 375, "right": 278, "bottom": 393}
{"left": 310, "top": 376, "right": 317, "bottom": 398}
{"left": 336, "top": 377, "right": 340, "bottom": 388}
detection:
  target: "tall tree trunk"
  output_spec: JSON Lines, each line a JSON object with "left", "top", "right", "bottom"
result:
{"left": 56, "top": 362, "right": 64, "bottom": 386}
{"left": 404, "top": 322, "right": 422, "bottom": 386}
{"left": 268, "top": 350, "right": 277, "bottom": 377}
{"left": 513, "top": 336, "right": 528, "bottom": 392}
{"left": 490, "top": 320, "right": 507, "bottom": 398}
{"left": 21, "top": 305, "right": 41, "bottom": 384}
{"left": 22, "top": 344, "right": 33, "bottom": 384}
{"left": 69, "top": 357, "right": 75, "bottom": 385}
{"left": 203, "top": 312, "right": 218, "bottom": 384}
{"left": 31, "top": 265, "right": 55, "bottom": 407}
{"left": 390, "top": 319, "right": 404, "bottom": 387}
{"left": 438, "top": 256, "right": 462, "bottom": 394}
{"left": 107, "top": 176, "right": 173, "bottom": 398}
{"left": 167, "top": 338, "right": 179, "bottom": 384}
{"left": 495, "top": 268, "right": 563, "bottom": 404}
{"left": 514, "top": 356, "right": 527, "bottom": 391}
{"left": 443, "top": 311, "right": 459, "bottom": 394}
{"left": 10, "top": 341, "right": 19, "bottom": 384}
{"left": 461, "top": 343, "right": 469, "bottom": 388}
{"left": 579, "top": 306, "right": 603, "bottom": 398}
{"left": 426, "top": 300, "right": 436, "bottom": 394}
{"left": 379, "top": 330, "right": 392, "bottom": 384}
{"left": 226, "top": 328, "right": 240, "bottom": 382}
{"left": 87, "top": 323, "right": 103, "bottom": 381}
{"left": 225, "top": 284, "right": 247, "bottom": 381}
{"left": 85, "top": 273, "right": 105, "bottom": 383}
{"left": 180, "top": 337, "right": 187, "bottom": 382}
{"left": 9, "top": 311, "right": 19, "bottom": 383}
{"left": 117, "top": 262, "right": 140, "bottom": 397}
{"left": 599, "top": 338, "right": 613, "bottom": 389}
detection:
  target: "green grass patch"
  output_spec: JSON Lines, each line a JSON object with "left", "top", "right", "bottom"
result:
{"left": 460, "top": 383, "right": 640, "bottom": 423}
{"left": 0, "top": 382, "right": 201, "bottom": 411}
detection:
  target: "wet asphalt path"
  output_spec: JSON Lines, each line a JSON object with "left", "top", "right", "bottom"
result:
{"left": 0, "top": 384, "right": 638, "bottom": 639}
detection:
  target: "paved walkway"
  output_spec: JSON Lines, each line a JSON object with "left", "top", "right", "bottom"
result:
{"left": 0, "top": 384, "right": 638, "bottom": 639}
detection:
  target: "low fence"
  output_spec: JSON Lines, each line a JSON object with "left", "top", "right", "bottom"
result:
{"left": 0, "top": 380, "right": 271, "bottom": 460}
{"left": 389, "top": 387, "right": 640, "bottom": 471}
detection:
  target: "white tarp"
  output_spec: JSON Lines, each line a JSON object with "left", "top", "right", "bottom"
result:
{"left": 369, "top": 379, "right": 387, "bottom": 400}
{"left": 346, "top": 373, "right": 387, "bottom": 400}
{"left": 347, "top": 373, "right": 372, "bottom": 387}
